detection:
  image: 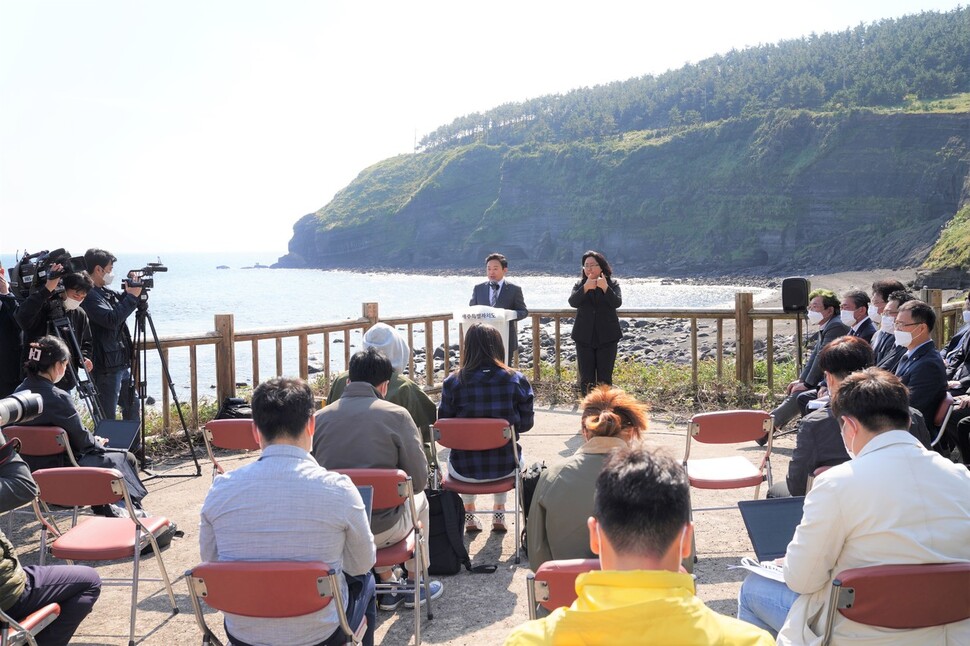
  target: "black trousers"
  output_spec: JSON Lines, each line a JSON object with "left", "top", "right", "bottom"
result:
{"left": 576, "top": 342, "right": 618, "bottom": 396}
{"left": 6, "top": 565, "right": 102, "bottom": 646}
{"left": 952, "top": 410, "right": 970, "bottom": 465}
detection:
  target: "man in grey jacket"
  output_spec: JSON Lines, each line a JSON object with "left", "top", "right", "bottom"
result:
{"left": 313, "top": 348, "right": 442, "bottom": 610}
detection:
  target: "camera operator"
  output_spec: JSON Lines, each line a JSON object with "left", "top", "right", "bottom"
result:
{"left": 81, "top": 249, "right": 141, "bottom": 422}
{"left": 0, "top": 263, "right": 21, "bottom": 398}
{"left": 0, "top": 430, "right": 101, "bottom": 645}
{"left": 13, "top": 266, "right": 93, "bottom": 393}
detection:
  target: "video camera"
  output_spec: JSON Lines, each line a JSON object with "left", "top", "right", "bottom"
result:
{"left": 122, "top": 261, "right": 167, "bottom": 290}
{"left": 0, "top": 392, "right": 43, "bottom": 427}
{"left": 8, "top": 248, "right": 83, "bottom": 300}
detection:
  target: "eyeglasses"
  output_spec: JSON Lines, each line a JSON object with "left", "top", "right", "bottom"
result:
{"left": 583, "top": 263, "right": 599, "bottom": 269}
{"left": 895, "top": 320, "right": 920, "bottom": 328}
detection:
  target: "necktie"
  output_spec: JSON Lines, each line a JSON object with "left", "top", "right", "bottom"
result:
{"left": 489, "top": 282, "right": 499, "bottom": 307}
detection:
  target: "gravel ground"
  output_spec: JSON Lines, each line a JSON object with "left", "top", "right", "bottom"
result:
{"left": 8, "top": 406, "right": 795, "bottom": 646}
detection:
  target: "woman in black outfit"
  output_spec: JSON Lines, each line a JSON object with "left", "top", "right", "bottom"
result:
{"left": 15, "top": 335, "right": 148, "bottom": 516}
{"left": 568, "top": 251, "right": 622, "bottom": 395}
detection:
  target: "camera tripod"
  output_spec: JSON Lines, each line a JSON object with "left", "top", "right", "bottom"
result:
{"left": 47, "top": 300, "right": 104, "bottom": 425}
{"left": 129, "top": 289, "right": 202, "bottom": 478}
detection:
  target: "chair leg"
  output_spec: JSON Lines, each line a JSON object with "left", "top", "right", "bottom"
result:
{"left": 513, "top": 484, "right": 521, "bottom": 565}
{"left": 129, "top": 530, "right": 142, "bottom": 646}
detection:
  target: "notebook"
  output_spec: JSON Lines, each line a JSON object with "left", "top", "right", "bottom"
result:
{"left": 737, "top": 497, "right": 805, "bottom": 562}
{"left": 93, "top": 419, "right": 141, "bottom": 452}
{"left": 356, "top": 485, "right": 374, "bottom": 522}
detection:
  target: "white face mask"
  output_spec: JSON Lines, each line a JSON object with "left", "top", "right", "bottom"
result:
{"left": 840, "top": 310, "right": 856, "bottom": 327}
{"left": 102, "top": 272, "right": 115, "bottom": 286}
{"left": 807, "top": 310, "right": 823, "bottom": 325}
{"left": 894, "top": 329, "right": 913, "bottom": 347}
{"left": 62, "top": 297, "right": 82, "bottom": 311}
{"left": 881, "top": 315, "right": 895, "bottom": 332}
{"left": 963, "top": 310, "right": 970, "bottom": 324}
{"left": 840, "top": 418, "right": 857, "bottom": 459}
{"left": 868, "top": 304, "right": 879, "bottom": 320}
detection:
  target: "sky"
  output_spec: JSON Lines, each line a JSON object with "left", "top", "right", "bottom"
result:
{"left": 0, "top": 0, "right": 963, "bottom": 257}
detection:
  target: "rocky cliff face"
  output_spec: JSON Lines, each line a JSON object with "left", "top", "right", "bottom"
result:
{"left": 279, "top": 110, "right": 970, "bottom": 276}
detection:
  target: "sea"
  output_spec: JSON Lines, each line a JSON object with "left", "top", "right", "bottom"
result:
{"left": 2, "top": 250, "right": 770, "bottom": 401}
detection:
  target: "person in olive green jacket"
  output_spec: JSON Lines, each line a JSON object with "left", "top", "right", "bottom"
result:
{"left": 0, "top": 432, "right": 101, "bottom": 645}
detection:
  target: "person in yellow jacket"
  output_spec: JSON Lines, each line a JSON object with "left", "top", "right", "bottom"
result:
{"left": 505, "top": 446, "right": 773, "bottom": 646}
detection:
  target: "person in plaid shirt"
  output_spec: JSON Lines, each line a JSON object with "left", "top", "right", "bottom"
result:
{"left": 439, "top": 323, "right": 534, "bottom": 533}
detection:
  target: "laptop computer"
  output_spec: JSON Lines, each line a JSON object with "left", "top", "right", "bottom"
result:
{"left": 93, "top": 419, "right": 141, "bottom": 452}
{"left": 356, "top": 485, "right": 374, "bottom": 522}
{"left": 737, "top": 497, "right": 805, "bottom": 562}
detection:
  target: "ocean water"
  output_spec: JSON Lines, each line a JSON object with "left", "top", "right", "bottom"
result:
{"left": 2, "top": 251, "right": 769, "bottom": 400}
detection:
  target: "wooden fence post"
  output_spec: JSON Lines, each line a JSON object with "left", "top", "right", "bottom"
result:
{"left": 214, "top": 314, "right": 236, "bottom": 403}
{"left": 363, "top": 302, "right": 379, "bottom": 327}
{"left": 920, "top": 288, "right": 944, "bottom": 348}
{"left": 735, "top": 293, "right": 754, "bottom": 386}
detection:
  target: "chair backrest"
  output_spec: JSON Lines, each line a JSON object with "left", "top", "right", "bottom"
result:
{"left": 527, "top": 559, "right": 600, "bottom": 619}
{"left": 432, "top": 418, "right": 512, "bottom": 451}
{"left": 203, "top": 419, "right": 260, "bottom": 451}
{"left": 806, "top": 465, "right": 834, "bottom": 493}
{"left": 187, "top": 561, "right": 335, "bottom": 618}
{"left": 2, "top": 426, "right": 78, "bottom": 466}
{"left": 933, "top": 392, "right": 954, "bottom": 429}
{"left": 31, "top": 467, "right": 124, "bottom": 508}
{"left": 333, "top": 468, "right": 410, "bottom": 512}
{"left": 829, "top": 563, "right": 970, "bottom": 632}
{"left": 687, "top": 410, "right": 773, "bottom": 444}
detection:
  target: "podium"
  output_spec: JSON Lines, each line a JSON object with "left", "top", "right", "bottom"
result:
{"left": 454, "top": 306, "right": 518, "bottom": 362}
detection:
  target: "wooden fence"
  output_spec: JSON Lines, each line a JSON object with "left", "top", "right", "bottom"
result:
{"left": 141, "top": 290, "right": 962, "bottom": 433}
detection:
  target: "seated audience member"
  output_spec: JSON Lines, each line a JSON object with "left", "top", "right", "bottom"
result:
{"left": 313, "top": 349, "right": 442, "bottom": 611}
{"left": 15, "top": 336, "right": 148, "bottom": 517}
{"left": 0, "top": 264, "right": 23, "bottom": 398}
{"left": 868, "top": 278, "right": 906, "bottom": 355}
{"left": 943, "top": 293, "right": 970, "bottom": 396}
{"left": 327, "top": 323, "right": 437, "bottom": 467}
{"left": 763, "top": 289, "right": 849, "bottom": 442}
{"left": 738, "top": 368, "right": 970, "bottom": 643}
{"left": 527, "top": 385, "right": 649, "bottom": 569}
{"left": 769, "top": 337, "right": 930, "bottom": 498}
{"left": 14, "top": 268, "right": 94, "bottom": 393}
{"left": 200, "top": 377, "right": 377, "bottom": 646}
{"left": 893, "top": 300, "right": 947, "bottom": 428}
{"left": 0, "top": 432, "right": 101, "bottom": 646}
{"left": 954, "top": 395, "right": 970, "bottom": 466}
{"left": 875, "top": 290, "right": 913, "bottom": 371}
{"left": 438, "top": 323, "right": 534, "bottom": 533}
{"left": 506, "top": 447, "right": 773, "bottom": 645}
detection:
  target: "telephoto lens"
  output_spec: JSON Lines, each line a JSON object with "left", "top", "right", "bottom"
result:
{"left": 0, "top": 392, "right": 44, "bottom": 427}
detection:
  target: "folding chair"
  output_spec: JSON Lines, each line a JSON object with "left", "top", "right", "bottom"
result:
{"left": 930, "top": 392, "right": 955, "bottom": 448}
{"left": 2, "top": 427, "right": 82, "bottom": 533}
{"left": 186, "top": 561, "right": 367, "bottom": 646}
{"left": 525, "top": 558, "right": 600, "bottom": 620}
{"left": 30, "top": 467, "right": 178, "bottom": 646}
{"left": 821, "top": 562, "right": 970, "bottom": 645}
{"left": 683, "top": 410, "right": 774, "bottom": 508}
{"left": 201, "top": 419, "right": 260, "bottom": 479}
{"left": 334, "top": 468, "right": 432, "bottom": 645}
{"left": 806, "top": 465, "right": 833, "bottom": 493}
{"left": 431, "top": 418, "right": 522, "bottom": 564}
{"left": 0, "top": 604, "right": 60, "bottom": 646}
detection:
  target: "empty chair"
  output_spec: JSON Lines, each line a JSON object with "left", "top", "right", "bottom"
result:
{"left": 683, "top": 410, "right": 774, "bottom": 505}
{"left": 201, "top": 419, "right": 260, "bottom": 479}
{"left": 186, "top": 561, "right": 367, "bottom": 646}
{"left": 30, "top": 467, "right": 178, "bottom": 646}
{"left": 0, "top": 604, "right": 60, "bottom": 646}
{"left": 526, "top": 558, "right": 600, "bottom": 620}
{"left": 930, "top": 392, "right": 955, "bottom": 448}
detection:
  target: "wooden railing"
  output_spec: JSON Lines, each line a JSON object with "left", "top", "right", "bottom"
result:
{"left": 141, "top": 289, "right": 961, "bottom": 433}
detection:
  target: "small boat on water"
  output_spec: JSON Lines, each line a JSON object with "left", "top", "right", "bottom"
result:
{"left": 216, "top": 265, "right": 230, "bottom": 269}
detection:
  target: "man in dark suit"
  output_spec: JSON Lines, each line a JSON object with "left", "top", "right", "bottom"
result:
{"left": 943, "top": 293, "right": 970, "bottom": 396}
{"left": 469, "top": 253, "right": 528, "bottom": 364}
{"left": 770, "top": 336, "right": 931, "bottom": 498}
{"left": 869, "top": 278, "right": 906, "bottom": 354}
{"left": 894, "top": 300, "right": 947, "bottom": 429}
{"left": 874, "top": 291, "right": 914, "bottom": 372}
{"left": 765, "top": 289, "right": 849, "bottom": 440}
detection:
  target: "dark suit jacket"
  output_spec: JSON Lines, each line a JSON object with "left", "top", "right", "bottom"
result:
{"left": 800, "top": 318, "right": 850, "bottom": 388}
{"left": 786, "top": 405, "right": 932, "bottom": 496}
{"left": 873, "top": 329, "right": 898, "bottom": 366}
{"left": 895, "top": 340, "right": 947, "bottom": 427}
{"left": 945, "top": 326, "right": 970, "bottom": 393}
{"left": 848, "top": 317, "right": 877, "bottom": 344}
{"left": 568, "top": 278, "right": 623, "bottom": 347}
{"left": 469, "top": 280, "right": 528, "bottom": 356}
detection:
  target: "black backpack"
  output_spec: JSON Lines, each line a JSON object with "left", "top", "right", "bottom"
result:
{"left": 215, "top": 397, "right": 252, "bottom": 419}
{"left": 425, "top": 489, "right": 496, "bottom": 575}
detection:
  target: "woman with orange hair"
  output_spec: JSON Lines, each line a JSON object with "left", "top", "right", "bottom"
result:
{"left": 526, "top": 385, "right": 649, "bottom": 568}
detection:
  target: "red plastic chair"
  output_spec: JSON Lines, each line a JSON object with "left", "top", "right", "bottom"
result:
{"left": 431, "top": 418, "right": 522, "bottom": 563}
{"left": 0, "top": 603, "right": 60, "bottom": 646}
{"left": 930, "top": 393, "right": 955, "bottom": 448}
{"left": 201, "top": 419, "right": 260, "bottom": 479}
{"left": 526, "top": 558, "right": 600, "bottom": 620}
{"left": 806, "top": 465, "right": 834, "bottom": 493}
{"left": 30, "top": 467, "right": 178, "bottom": 646}
{"left": 821, "top": 562, "right": 970, "bottom": 645}
{"left": 185, "top": 561, "right": 366, "bottom": 646}
{"left": 2, "top": 426, "right": 81, "bottom": 468}
{"left": 334, "top": 468, "right": 432, "bottom": 645}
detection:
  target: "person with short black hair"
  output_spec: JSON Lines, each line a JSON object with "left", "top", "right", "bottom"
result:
{"left": 739, "top": 368, "right": 970, "bottom": 644}
{"left": 313, "top": 349, "right": 442, "bottom": 611}
{"left": 469, "top": 253, "right": 529, "bottom": 364}
{"left": 839, "top": 289, "right": 875, "bottom": 342}
{"left": 0, "top": 262, "right": 21, "bottom": 398}
{"left": 201, "top": 377, "right": 378, "bottom": 646}
{"left": 869, "top": 279, "right": 907, "bottom": 365}
{"left": 893, "top": 299, "right": 947, "bottom": 430}
{"left": 507, "top": 446, "right": 773, "bottom": 645}
{"left": 80, "top": 248, "right": 141, "bottom": 422}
